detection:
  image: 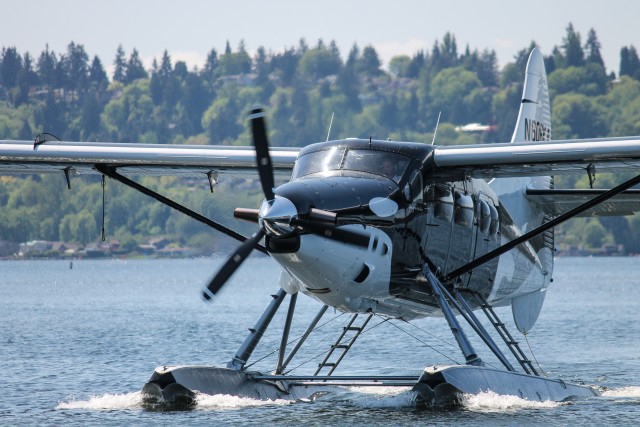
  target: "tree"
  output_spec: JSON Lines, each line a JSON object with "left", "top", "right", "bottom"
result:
{"left": 358, "top": 46, "right": 382, "bottom": 77}
{"left": 562, "top": 23, "right": 585, "bottom": 67}
{"left": 297, "top": 41, "right": 342, "bottom": 81}
{"left": 37, "top": 45, "right": 57, "bottom": 88}
{"left": 548, "top": 64, "right": 608, "bottom": 98}
{"left": 89, "top": 55, "right": 108, "bottom": 88}
{"left": 552, "top": 93, "right": 608, "bottom": 139}
{"left": 270, "top": 47, "right": 300, "bottom": 86}
{"left": 113, "top": 45, "right": 126, "bottom": 83}
{"left": 584, "top": 28, "right": 605, "bottom": 69}
{"left": 61, "top": 42, "right": 90, "bottom": 93}
{"left": 388, "top": 55, "right": 411, "bottom": 78}
{"left": 582, "top": 220, "right": 608, "bottom": 248}
{"left": 202, "top": 91, "right": 242, "bottom": 144}
{"left": 1, "top": 47, "right": 22, "bottom": 89}
{"left": 620, "top": 46, "right": 640, "bottom": 79}
{"left": 124, "top": 48, "right": 148, "bottom": 83}
{"left": 80, "top": 88, "right": 102, "bottom": 139}
{"left": 430, "top": 67, "right": 482, "bottom": 124}
{"left": 181, "top": 71, "right": 210, "bottom": 134}
{"left": 218, "top": 40, "right": 251, "bottom": 76}
{"left": 15, "top": 52, "right": 38, "bottom": 105}
{"left": 203, "top": 48, "right": 219, "bottom": 82}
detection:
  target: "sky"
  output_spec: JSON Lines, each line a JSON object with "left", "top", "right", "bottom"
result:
{"left": 2, "top": 0, "right": 639, "bottom": 77}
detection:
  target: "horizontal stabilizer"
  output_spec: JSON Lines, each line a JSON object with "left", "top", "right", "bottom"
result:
{"left": 526, "top": 188, "right": 640, "bottom": 217}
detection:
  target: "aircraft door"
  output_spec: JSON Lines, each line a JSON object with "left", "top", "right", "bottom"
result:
{"left": 391, "top": 168, "right": 427, "bottom": 269}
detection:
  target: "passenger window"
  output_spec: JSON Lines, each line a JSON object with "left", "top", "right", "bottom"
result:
{"left": 433, "top": 185, "right": 453, "bottom": 221}
{"left": 478, "top": 200, "right": 491, "bottom": 234}
{"left": 454, "top": 192, "right": 473, "bottom": 227}
{"left": 489, "top": 204, "right": 499, "bottom": 236}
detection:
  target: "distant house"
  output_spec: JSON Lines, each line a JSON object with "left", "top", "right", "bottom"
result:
{"left": 156, "top": 247, "right": 196, "bottom": 257}
{"left": 0, "top": 240, "right": 19, "bottom": 257}
{"left": 19, "top": 240, "right": 52, "bottom": 255}
{"left": 136, "top": 244, "right": 156, "bottom": 255}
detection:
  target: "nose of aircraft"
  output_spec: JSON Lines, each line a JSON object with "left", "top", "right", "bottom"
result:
{"left": 259, "top": 196, "right": 298, "bottom": 236}
{"left": 273, "top": 175, "right": 399, "bottom": 215}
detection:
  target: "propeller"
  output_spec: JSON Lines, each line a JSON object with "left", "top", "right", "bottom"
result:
{"left": 202, "top": 229, "right": 264, "bottom": 300}
{"left": 249, "top": 107, "right": 275, "bottom": 201}
{"left": 202, "top": 107, "right": 370, "bottom": 301}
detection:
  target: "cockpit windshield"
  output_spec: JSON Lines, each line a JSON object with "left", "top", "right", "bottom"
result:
{"left": 292, "top": 148, "right": 410, "bottom": 184}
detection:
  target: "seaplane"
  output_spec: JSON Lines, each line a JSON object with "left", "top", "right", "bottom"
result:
{"left": 2, "top": 48, "right": 640, "bottom": 406}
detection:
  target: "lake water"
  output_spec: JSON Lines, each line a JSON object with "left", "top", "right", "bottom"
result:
{"left": 1, "top": 257, "right": 639, "bottom": 425}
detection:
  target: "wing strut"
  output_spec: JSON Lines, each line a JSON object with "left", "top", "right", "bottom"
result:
{"left": 443, "top": 172, "right": 640, "bottom": 283}
{"left": 95, "top": 164, "right": 268, "bottom": 255}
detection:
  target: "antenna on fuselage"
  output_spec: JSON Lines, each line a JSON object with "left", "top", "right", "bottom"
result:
{"left": 326, "top": 112, "right": 335, "bottom": 142}
{"left": 431, "top": 111, "right": 442, "bottom": 145}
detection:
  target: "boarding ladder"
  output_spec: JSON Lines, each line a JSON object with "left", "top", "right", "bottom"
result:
{"left": 473, "top": 294, "right": 539, "bottom": 376}
{"left": 314, "top": 313, "right": 373, "bottom": 376}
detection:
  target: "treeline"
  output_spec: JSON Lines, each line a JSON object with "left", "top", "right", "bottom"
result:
{"left": 1, "top": 24, "right": 640, "bottom": 253}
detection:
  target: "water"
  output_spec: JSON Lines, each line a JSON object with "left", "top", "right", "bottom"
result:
{"left": 1, "top": 257, "right": 639, "bottom": 425}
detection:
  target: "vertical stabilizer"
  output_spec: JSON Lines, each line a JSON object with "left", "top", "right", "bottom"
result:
{"left": 489, "top": 47, "right": 552, "bottom": 230}
{"left": 489, "top": 48, "right": 553, "bottom": 333}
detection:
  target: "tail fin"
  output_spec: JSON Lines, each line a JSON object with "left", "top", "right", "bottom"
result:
{"left": 511, "top": 48, "right": 551, "bottom": 143}
{"left": 489, "top": 47, "right": 552, "bottom": 227}
{"left": 489, "top": 48, "right": 553, "bottom": 334}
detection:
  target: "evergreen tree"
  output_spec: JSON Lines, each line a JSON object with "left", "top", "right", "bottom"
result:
{"left": 37, "top": 44, "right": 57, "bottom": 88}
{"left": 562, "top": 23, "right": 585, "bottom": 67}
{"left": 358, "top": 45, "right": 382, "bottom": 77}
{"left": 88, "top": 55, "right": 108, "bottom": 88}
{"left": 1, "top": 47, "right": 22, "bottom": 88}
{"left": 270, "top": 47, "right": 299, "bottom": 86}
{"left": 62, "top": 41, "right": 90, "bottom": 93}
{"left": 620, "top": 46, "right": 640, "bottom": 79}
{"left": 124, "top": 48, "right": 148, "bottom": 83}
{"left": 337, "top": 45, "right": 361, "bottom": 111}
{"left": 113, "top": 45, "right": 126, "bottom": 83}
{"left": 14, "top": 52, "right": 38, "bottom": 105}
{"left": 584, "top": 28, "right": 605, "bottom": 68}
{"left": 406, "top": 51, "right": 425, "bottom": 79}
{"left": 80, "top": 88, "right": 102, "bottom": 139}
{"left": 440, "top": 32, "right": 459, "bottom": 69}
{"left": 203, "top": 48, "right": 219, "bottom": 82}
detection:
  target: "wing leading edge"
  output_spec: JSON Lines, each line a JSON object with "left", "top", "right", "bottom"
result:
{"left": 430, "top": 136, "right": 640, "bottom": 179}
{"left": 0, "top": 140, "right": 300, "bottom": 178}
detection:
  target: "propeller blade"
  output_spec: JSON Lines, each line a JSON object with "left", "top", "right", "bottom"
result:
{"left": 202, "top": 229, "right": 265, "bottom": 301}
{"left": 249, "top": 107, "right": 275, "bottom": 201}
{"left": 292, "top": 219, "right": 370, "bottom": 248}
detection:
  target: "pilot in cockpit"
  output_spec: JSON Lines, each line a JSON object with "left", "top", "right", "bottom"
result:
{"left": 381, "top": 157, "right": 401, "bottom": 182}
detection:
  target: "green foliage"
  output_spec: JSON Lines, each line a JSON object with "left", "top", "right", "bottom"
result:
{"left": 552, "top": 93, "right": 608, "bottom": 138}
{"left": 1, "top": 27, "right": 640, "bottom": 251}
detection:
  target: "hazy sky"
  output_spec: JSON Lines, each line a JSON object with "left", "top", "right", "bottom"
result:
{"left": 2, "top": 0, "right": 639, "bottom": 76}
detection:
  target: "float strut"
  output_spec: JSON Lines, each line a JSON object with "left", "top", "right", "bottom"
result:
{"left": 275, "top": 292, "right": 297, "bottom": 374}
{"left": 228, "top": 288, "right": 287, "bottom": 370}
{"left": 420, "top": 268, "right": 482, "bottom": 366}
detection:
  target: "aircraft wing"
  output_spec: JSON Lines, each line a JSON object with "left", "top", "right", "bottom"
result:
{"left": 0, "top": 140, "right": 300, "bottom": 178}
{"left": 431, "top": 136, "right": 640, "bottom": 179}
{"left": 525, "top": 189, "right": 640, "bottom": 217}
